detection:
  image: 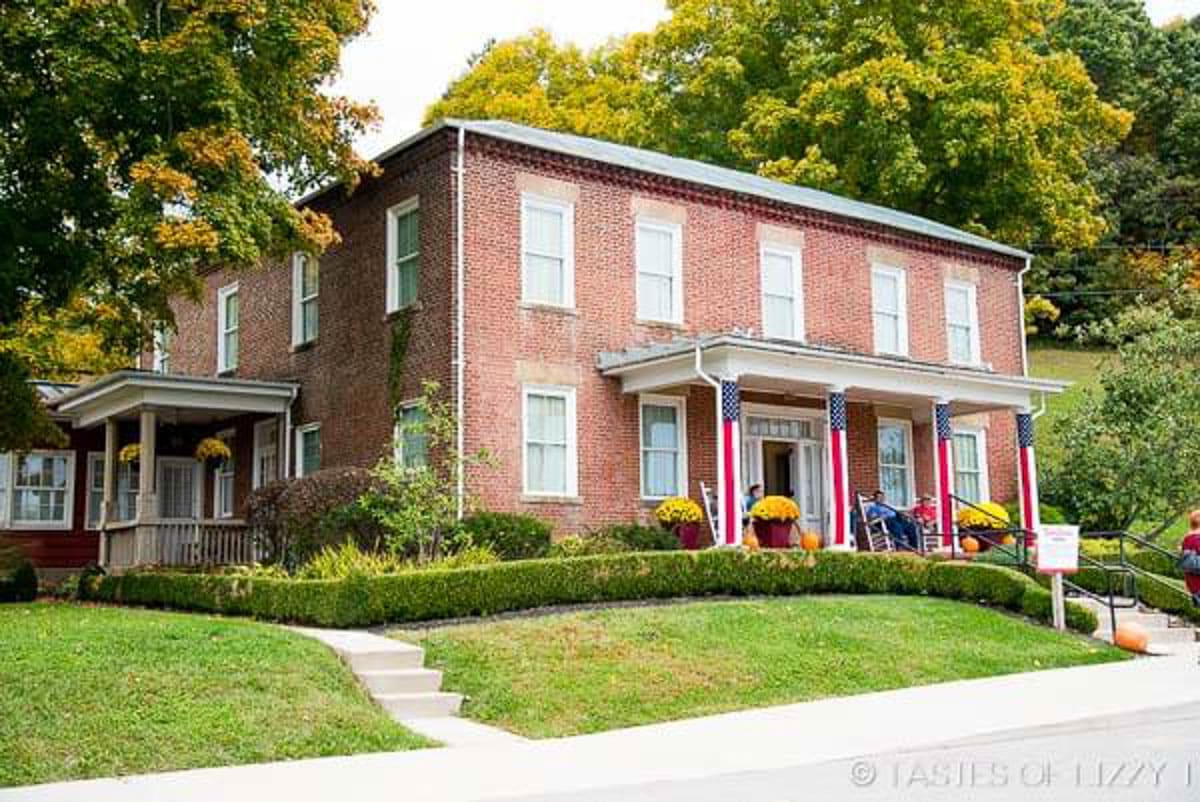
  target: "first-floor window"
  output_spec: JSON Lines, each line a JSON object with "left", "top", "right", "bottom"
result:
{"left": 877, "top": 420, "right": 913, "bottom": 508}
{"left": 296, "top": 424, "right": 321, "bottom": 478}
{"left": 214, "top": 431, "right": 236, "bottom": 518}
{"left": 86, "top": 454, "right": 138, "bottom": 528}
{"left": 394, "top": 405, "right": 428, "bottom": 469}
{"left": 11, "top": 451, "right": 74, "bottom": 528}
{"left": 952, "top": 429, "right": 989, "bottom": 504}
{"left": 253, "top": 419, "right": 280, "bottom": 489}
{"left": 523, "top": 386, "right": 577, "bottom": 496}
{"left": 640, "top": 396, "right": 686, "bottom": 499}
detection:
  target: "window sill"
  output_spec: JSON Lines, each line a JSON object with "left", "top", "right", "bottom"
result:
{"left": 519, "top": 302, "right": 577, "bottom": 316}
{"left": 522, "top": 494, "right": 583, "bottom": 506}
{"left": 384, "top": 301, "right": 422, "bottom": 321}
{"left": 291, "top": 339, "right": 317, "bottom": 354}
{"left": 7, "top": 522, "right": 72, "bottom": 532}
{"left": 216, "top": 368, "right": 237, "bottom": 378}
{"left": 636, "top": 319, "right": 685, "bottom": 331}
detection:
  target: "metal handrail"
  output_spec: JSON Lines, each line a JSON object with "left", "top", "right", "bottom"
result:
{"left": 1080, "top": 531, "right": 1195, "bottom": 612}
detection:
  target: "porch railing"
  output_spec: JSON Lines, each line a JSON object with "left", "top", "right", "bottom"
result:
{"left": 104, "top": 520, "right": 257, "bottom": 570}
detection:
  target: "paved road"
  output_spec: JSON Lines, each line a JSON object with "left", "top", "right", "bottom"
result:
{"left": 518, "top": 704, "right": 1200, "bottom": 802}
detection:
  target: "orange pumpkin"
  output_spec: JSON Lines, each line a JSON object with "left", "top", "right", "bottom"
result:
{"left": 801, "top": 531, "right": 822, "bottom": 552}
{"left": 1114, "top": 623, "right": 1149, "bottom": 653}
{"left": 961, "top": 536, "right": 980, "bottom": 553}
{"left": 1000, "top": 534, "right": 1016, "bottom": 546}
{"left": 743, "top": 531, "right": 761, "bottom": 551}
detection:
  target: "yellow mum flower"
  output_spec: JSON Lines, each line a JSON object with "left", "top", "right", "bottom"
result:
{"left": 654, "top": 497, "right": 703, "bottom": 526}
{"left": 750, "top": 496, "right": 801, "bottom": 522}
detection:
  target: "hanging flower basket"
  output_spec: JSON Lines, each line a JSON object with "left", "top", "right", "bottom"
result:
{"left": 118, "top": 443, "right": 141, "bottom": 465}
{"left": 750, "top": 496, "right": 801, "bottom": 549}
{"left": 194, "top": 437, "right": 232, "bottom": 468}
{"left": 653, "top": 497, "right": 704, "bottom": 550}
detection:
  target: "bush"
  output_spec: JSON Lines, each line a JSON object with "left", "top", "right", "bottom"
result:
{"left": 458, "top": 512, "right": 552, "bottom": 560}
{"left": 88, "top": 550, "right": 1096, "bottom": 634}
{"left": 547, "top": 534, "right": 630, "bottom": 559}
{"left": 1001, "top": 502, "right": 1067, "bottom": 526}
{"left": 295, "top": 542, "right": 407, "bottom": 580}
{"left": 598, "top": 523, "right": 680, "bottom": 552}
{"left": 0, "top": 546, "right": 37, "bottom": 603}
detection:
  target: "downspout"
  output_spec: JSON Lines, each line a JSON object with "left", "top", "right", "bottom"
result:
{"left": 284, "top": 385, "right": 298, "bottom": 478}
{"left": 694, "top": 343, "right": 723, "bottom": 544}
{"left": 453, "top": 126, "right": 466, "bottom": 520}
{"left": 1017, "top": 256, "right": 1032, "bottom": 377}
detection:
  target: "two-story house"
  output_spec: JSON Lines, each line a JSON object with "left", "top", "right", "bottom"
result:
{"left": 4, "top": 120, "right": 1064, "bottom": 573}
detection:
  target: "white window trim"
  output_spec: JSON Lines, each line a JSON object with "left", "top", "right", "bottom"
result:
{"left": 295, "top": 423, "right": 322, "bottom": 478}
{"left": 520, "top": 193, "right": 576, "bottom": 309}
{"left": 85, "top": 451, "right": 104, "bottom": 531}
{"left": 252, "top": 418, "right": 281, "bottom": 490}
{"left": 152, "top": 328, "right": 171, "bottom": 374}
{"left": 871, "top": 264, "right": 909, "bottom": 357}
{"left": 385, "top": 196, "right": 420, "bottom": 314}
{"left": 521, "top": 385, "right": 579, "bottom": 498}
{"left": 951, "top": 425, "right": 991, "bottom": 503}
{"left": 759, "top": 242, "right": 805, "bottom": 342}
{"left": 7, "top": 450, "right": 75, "bottom": 531}
{"left": 157, "top": 457, "right": 203, "bottom": 521}
{"left": 216, "top": 282, "right": 239, "bottom": 374}
{"left": 635, "top": 218, "right": 684, "bottom": 325}
{"left": 638, "top": 394, "right": 688, "bottom": 501}
{"left": 876, "top": 417, "right": 916, "bottom": 508}
{"left": 212, "top": 428, "right": 236, "bottom": 520}
{"left": 291, "top": 252, "right": 319, "bottom": 347}
{"left": 944, "top": 279, "right": 982, "bottom": 366}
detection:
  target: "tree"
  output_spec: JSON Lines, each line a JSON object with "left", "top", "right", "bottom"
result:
{"left": 1045, "top": 312, "right": 1200, "bottom": 534}
{"left": 429, "top": 1, "right": 1130, "bottom": 249}
{"left": 0, "top": 0, "right": 380, "bottom": 448}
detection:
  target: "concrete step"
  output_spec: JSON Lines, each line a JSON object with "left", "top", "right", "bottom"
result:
{"left": 359, "top": 667, "right": 443, "bottom": 695}
{"left": 344, "top": 645, "right": 425, "bottom": 672}
{"left": 377, "top": 691, "right": 464, "bottom": 718}
{"left": 1091, "top": 611, "right": 1172, "bottom": 629}
{"left": 398, "top": 716, "right": 529, "bottom": 747}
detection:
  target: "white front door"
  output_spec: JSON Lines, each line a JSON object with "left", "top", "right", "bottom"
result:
{"left": 157, "top": 458, "right": 202, "bottom": 520}
{"left": 741, "top": 411, "right": 828, "bottom": 535}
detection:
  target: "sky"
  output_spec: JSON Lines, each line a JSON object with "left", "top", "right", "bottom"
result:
{"left": 333, "top": 0, "right": 1200, "bottom": 157}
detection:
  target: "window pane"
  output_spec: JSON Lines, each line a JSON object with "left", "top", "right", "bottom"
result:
{"left": 874, "top": 313, "right": 898, "bottom": 353}
{"left": 762, "top": 252, "right": 793, "bottom": 296}
{"left": 878, "top": 426, "right": 908, "bottom": 466}
{"left": 948, "top": 325, "right": 972, "bottom": 363}
{"left": 873, "top": 273, "right": 899, "bottom": 314}
{"left": 880, "top": 466, "right": 909, "bottom": 505}
{"left": 395, "top": 210, "right": 419, "bottom": 258}
{"left": 946, "top": 286, "right": 970, "bottom": 325}
{"left": 301, "top": 430, "right": 321, "bottom": 475}
{"left": 643, "top": 451, "right": 677, "bottom": 497}
{"left": 118, "top": 462, "right": 139, "bottom": 522}
{"left": 225, "top": 291, "right": 239, "bottom": 329}
{"left": 637, "top": 226, "right": 674, "bottom": 276}
{"left": 953, "top": 433, "right": 980, "bottom": 471}
{"left": 301, "top": 256, "right": 319, "bottom": 297}
{"left": 224, "top": 329, "right": 239, "bottom": 369}
{"left": 87, "top": 457, "right": 103, "bottom": 527}
{"left": 160, "top": 463, "right": 197, "bottom": 519}
{"left": 528, "top": 394, "right": 566, "bottom": 443}
{"left": 763, "top": 295, "right": 795, "bottom": 339}
{"left": 398, "top": 260, "right": 418, "bottom": 306}
{"left": 401, "top": 407, "right": 428, "bottom": 468}
{"left": 302, "top": 299, "right": 319, "bottom": 342}
{"left": 528, "top": 443, "right": 567, "bottom": 494}
{"left": 637, "top": 273, "right": 673, "bottom": 320}
{"left": 525, "top": 205, "right": 564, "bottom": 256}
{"left": 525, "top": 254, "right": 564, "bottom": 305}
{"left": 641, "top": 405, "right": 678, "bottom": 449}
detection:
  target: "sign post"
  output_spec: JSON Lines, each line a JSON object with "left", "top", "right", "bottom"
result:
{"left": 1037, "top": 524, "right": 1080, "bottom": 631}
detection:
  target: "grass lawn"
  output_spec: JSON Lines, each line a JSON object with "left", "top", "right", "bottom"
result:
{"left": 0, "top": 603, "right": 429, "bottom": 788}
{"left": 1027, "top": 343, "right": 1114, "bottom": 470}
{"left": 396, "top": 597, "right": 1127, "bottom": 739}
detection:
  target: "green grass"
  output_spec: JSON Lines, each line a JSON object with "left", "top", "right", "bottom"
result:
{"left": 396, "top": 597, "right": 1127, "bottom": 739}
{"left": 1027, "top": 343, "right": 1114, "bottom": 469}
{"left": 0, "top": 603, "right": 430, "bottom": 788}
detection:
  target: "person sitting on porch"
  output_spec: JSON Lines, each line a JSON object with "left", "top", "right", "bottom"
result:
{"left": 1179, "top": 510, "right": 1200, "bottom": 606}
{"left": 911, "top": 494, "right": 938, "bottom": 531}
{"left": 743, "top": 484, "right": 763, "bottom": 527}
{"left": 866, "top": 490, "right": 919, "bottom": 551}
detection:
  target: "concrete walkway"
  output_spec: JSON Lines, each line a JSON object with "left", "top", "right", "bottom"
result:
{"left": 6, "top": 645, "right": 1196, "bottom": 802}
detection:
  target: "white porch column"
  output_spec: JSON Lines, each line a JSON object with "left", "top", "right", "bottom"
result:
{"left": 826, "top": 388, "right": 852, "bottom": 550}
{"left": 718, "top": 378, "right": 742, "bottom": 547}
{"left": 135, "top": 409, "right": 158, "bottom": 565}
{"left": 1016, "top": 410, "right": 1041, "bottom": 536}
{"left": 934, "top": 400, "right": 955, "bottom": 548}
{"left": 99, "top": 418, "right": 118, "bottom": 567}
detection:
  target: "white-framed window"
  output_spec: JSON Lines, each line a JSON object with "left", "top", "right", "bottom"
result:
{"left": 292, "top": 252, "right": 319, "bottom": 346}
{"left": 252, "top": 419, "right": 280, "bottom": 489}
{"left": 521, "top": 194, "right": 574, "bottom": 308}
{"left": 877, "top": 419, "right": 915, "bottom": 508}
{"left": 213, "top": 429, "right": 236, "bottom": 519}
{"left": 152, "top": 327, "right": 172, "bottom": 374}
{"left": 393, "top": 403, "right": 429, "bottom": 469}
{"left": 158, "top": 458, "right": 201, "bottom": 520}
{"left": 7, "top": 451, "right": 75, "bottom": 529}
{"left": 944, "top": 280, "right": 981, "bottom": 365}
{"left": 952, "top": 427, "right": 990, "bottom": 504}
{"left": 639, "top": 395, "right": 687, "bottom": 500}
{"left": 522, "top": 385, "right": 578, "bottom": 497}
{"left": 296, "top": 423, "right": 322, "bottom": 478}
{"left": 635, "top": 218, "right": 683, "bottom": 324}
{"left": 871, "top": 265, "right": 908, "bottom": 356}
{"left": 760, "top": 243, "right": 804, "bottom": 341}
{"left": 216, "top": 282, "right": 239, "bottom": 373}
{"left": 85, "top": 453, "right": 139, "bottom": 528}
{"left": 386, "top": 197, "right": 419, "bottom": 313}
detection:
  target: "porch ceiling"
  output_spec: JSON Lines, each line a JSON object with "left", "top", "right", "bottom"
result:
{"left": 53, "top": 370, "right": 298, "bottom": 429}
{"left": 598, "top": 335, "right": 1067, "bottom": 413}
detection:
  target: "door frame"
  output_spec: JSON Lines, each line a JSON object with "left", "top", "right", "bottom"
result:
{"left": 740, "top": 402, "right": 828, "bottom": 534}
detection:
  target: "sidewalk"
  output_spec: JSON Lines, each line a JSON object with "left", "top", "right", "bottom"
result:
{"left": 6, "top": 646, "right": 1196, "bottom": 802}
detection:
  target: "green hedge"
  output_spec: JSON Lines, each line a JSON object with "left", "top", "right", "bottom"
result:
{"left": 1080, "top": 538, "right": 1182, "bottom": 579}
{"left": 87, "top": 550, "right": 1097, "bottom": 634}
{"left": 1070, "top": 565, "right": 1200, "bottom": 625}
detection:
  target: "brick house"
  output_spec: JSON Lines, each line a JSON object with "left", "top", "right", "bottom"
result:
{"left": 4, "top": 120, "right": 1063, "bottom": 573}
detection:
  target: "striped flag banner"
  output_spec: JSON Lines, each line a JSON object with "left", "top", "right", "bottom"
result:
{"left": 720, "top": 380, "right": 741, "bottom": 546}
{"left": 935, "top": 402, "right": 954, "bottom": 547}
{"left": 828, "top": 391, "right": 849, "bottom": 547}
{"left": 1016, "top": 412, "right": 1039, "bottom": 536}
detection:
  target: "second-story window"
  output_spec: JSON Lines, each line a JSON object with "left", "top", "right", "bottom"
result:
{"left": 152, "top": 327, "right": 172, "bottom": 374}
{"left": 636, "top": 219, "right": 683, "bottom": 324}
{"left": 871, "top": 265, "right": 908, "bottom": 357}
{"left": 521, "top": 194, "right": 574, "bottom": 307}
{"left": 292, "top": 253, "right": 319, "bottom": 346}
{"left": 760, "top": 244, "right": 804, "bottom": 341}
{"left": 944, "top": 280, "right": 981, "bottom": 365}
{"left": 386, "top": 198, "right": 419, "bottom": 313}
{"left": 217, "top": 282, "right": 239, "bottom": 373}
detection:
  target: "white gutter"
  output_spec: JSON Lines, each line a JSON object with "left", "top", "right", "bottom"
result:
{"left": 454, "top": 126, "right": 467, "bottom": 520}
{"left": 694, "top": 344, "right": 723, "bottom": 546}
{"left": 1018, "top": 256, "right": 1032, "bottom": 377}
{"left": 283, "top": 384, "right": 298, "bottom": 478}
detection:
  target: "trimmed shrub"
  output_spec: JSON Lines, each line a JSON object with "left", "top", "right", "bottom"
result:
{"left": 89, "top": 550, "right": 1096, "bottom": 634}
{"left": 0, "top": 546, "right": 37, "bottom": 602}
{"left": 598, "top": 523, "right": 680, "bottom": 552}
{"left": 458, "top": 512, "right": 552, "bottom": 560}
{"left": 547, "top": 534, "right": 629, "bottom": 559}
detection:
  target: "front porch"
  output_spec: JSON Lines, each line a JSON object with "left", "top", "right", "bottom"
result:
{"left": 600, "top": 335, "right": 1067, "bottom": 549}
{"left": 52, "top": 371, "right": 298, "bottom": 571}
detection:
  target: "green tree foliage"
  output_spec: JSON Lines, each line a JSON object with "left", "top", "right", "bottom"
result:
{"left": 0, "top": 0, "right": 380, "bottom": 448}
{"left": 429, "top": 1, "right": 1130, "bottom": 250}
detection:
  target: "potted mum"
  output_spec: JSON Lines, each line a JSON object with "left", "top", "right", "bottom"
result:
{"left": 955, "top": 501, "right": 1011, "bottom": 552}
{"left": 750, "top": 496, "right": 801, "bottom": 549}
{"left": 195, "top": 436, "right": 233, "bottom": 469}
{"left": 654, "top": 497, "right": 705, "bottom": 550}
{"left": 118, "top": 443, "right": 141, "bottom": 467}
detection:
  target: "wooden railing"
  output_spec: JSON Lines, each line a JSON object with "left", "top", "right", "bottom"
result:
{"left": 104, "top": 520, "right": 256, "bottom": 570}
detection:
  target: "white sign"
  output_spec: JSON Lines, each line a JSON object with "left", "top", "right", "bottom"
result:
{"left": 1037, "top": 524, "right": 1080, "bottom": 575}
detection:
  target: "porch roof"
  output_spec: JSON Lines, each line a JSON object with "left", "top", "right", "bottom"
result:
{"left": 53, "top": 370, "right": 298, "bottom": 429}
{"left": 598, "top": 335, "right": 1068, "bottom": 413}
